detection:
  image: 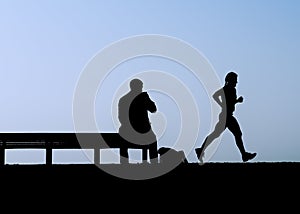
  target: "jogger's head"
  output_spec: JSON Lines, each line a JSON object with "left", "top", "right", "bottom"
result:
{"left": 225, "top": 72, "right": 238, "bottom": 86}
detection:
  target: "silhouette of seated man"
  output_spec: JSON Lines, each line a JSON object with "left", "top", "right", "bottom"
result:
{"left": 118, "top": 78, "right": 158, "bottom": 164}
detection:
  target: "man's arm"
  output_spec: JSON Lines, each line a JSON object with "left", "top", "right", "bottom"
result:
{"left": 144, "top": 92, "right": 157, "bottom": 113}
{"left": 212, "top": 88, "right": 225, "bottom": 108}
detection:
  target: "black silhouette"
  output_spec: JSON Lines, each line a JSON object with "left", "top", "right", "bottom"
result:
{"left": 118, "top": 78, "right": 158, "bottom": 164}
{"left": 195, "top": 72, "right": 256, "bottom": 164}
{"left": 158, "top": 147, "right": 187, "bottom": 164}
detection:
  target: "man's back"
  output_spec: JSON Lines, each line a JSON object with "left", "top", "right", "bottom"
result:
{"left": 118, "top": 91, "right": 135, "bottom": 129}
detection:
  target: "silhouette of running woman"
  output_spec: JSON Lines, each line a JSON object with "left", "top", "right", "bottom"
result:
{"left": 195, "top": 72, "right": 256, "bottom": 163}
{"left": 118, "top": 78, "right": 158, "bottom": 164}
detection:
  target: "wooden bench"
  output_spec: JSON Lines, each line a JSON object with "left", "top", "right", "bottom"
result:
{"left": 0, "top": 133, "right": 148, "bottom": 165}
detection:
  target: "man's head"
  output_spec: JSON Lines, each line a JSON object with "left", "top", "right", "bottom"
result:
{"left": 130, "top": 78, "right": 143, "bottom": 92}
{"left": 225, "top": 71, "right": 238, "bottom": 86}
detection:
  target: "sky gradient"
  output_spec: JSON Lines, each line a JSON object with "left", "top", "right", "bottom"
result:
{"left": 0, "top": 0, "right": 299, "bottom": 164}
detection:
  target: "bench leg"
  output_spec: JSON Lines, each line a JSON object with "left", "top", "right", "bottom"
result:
{"left": 0, "top": 143, "right": 5, "bottom": 165}
{"left": 120, "top": 147, "right": 129, "bottom": 164}
{"left": 46, "top": 147, "right": 52, "bottom": 165}
{"left": 46, "top": 142, "right": 52, "bottom": 165}
{"left": 94, "top": 148, "right": 100, "bottom": 165}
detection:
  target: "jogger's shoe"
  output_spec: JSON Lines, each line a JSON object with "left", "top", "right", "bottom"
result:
{"left": 242, "top": 152, "right": 257, "bottom": 162}
{"left": 195, "top": 147, "right": 204, "bottom": 164}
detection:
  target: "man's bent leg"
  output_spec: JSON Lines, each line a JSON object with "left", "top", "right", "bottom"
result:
{"left": 149, "top": 142, "right": 158, "bottom": 164}
{"left": 142, "top": 147, "right": 148, "bottom": 164}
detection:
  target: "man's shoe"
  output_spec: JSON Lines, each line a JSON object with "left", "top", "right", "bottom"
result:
{"left": 242, "top": 152, "right": 257, "bottom": 162}
{"left": 195, "top": 147, "right": 204, "bottom": 164}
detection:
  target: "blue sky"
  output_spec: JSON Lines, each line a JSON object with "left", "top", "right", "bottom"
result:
{"left": 0, "top": 0, "right": 299, "bottom": 164}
